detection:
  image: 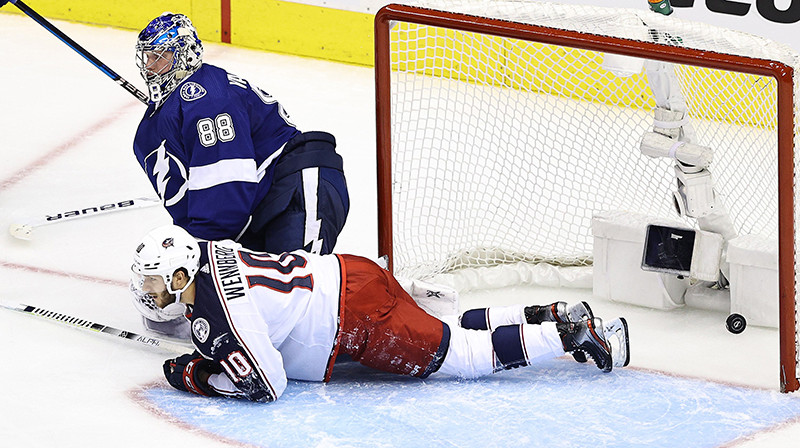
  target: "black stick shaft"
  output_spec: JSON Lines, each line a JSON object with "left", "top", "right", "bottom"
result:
{"left": 2, "top": 301, "right": 191, "bottom": 354}
{"left": 11, "top": 0, "right": 149, "bottom": 104}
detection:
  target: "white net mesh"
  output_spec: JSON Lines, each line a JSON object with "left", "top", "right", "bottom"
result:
{"left": 384, "top": 0, "right": 798, "bottom": 279}
{"left": 378, "top": 0, "right": 800, "bottom": 390}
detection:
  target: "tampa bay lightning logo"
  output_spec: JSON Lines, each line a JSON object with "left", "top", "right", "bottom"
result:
{"left": 144, "top": 140, "right": 188, "bottom": 207}
{"left": 180, "top": 82, "right": 207, "bottom": 101}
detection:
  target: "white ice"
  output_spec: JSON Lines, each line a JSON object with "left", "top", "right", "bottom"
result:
{"left": 1, "top": 12, "right": 799, "bottom": 447}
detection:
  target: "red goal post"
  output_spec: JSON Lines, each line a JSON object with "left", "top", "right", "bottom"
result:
{"left": 374, "top": 2, "right": 798, "bottom": 391}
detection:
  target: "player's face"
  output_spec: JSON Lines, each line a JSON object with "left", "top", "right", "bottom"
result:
{"left": 143, "top": 50, "right": 174, "bottom": 78}
{"left": 141, "top": 275, "right": 174, "bottom": 308}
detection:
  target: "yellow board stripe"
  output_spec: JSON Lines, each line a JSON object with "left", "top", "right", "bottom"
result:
{"left": 1, "top": 0, "right": 372, "bottom": 65}
{"left": 392, "top": 23, "right": 777, "bottom": 128}
{"left": 1, "top": 2, "right": 778, "bottom": 126}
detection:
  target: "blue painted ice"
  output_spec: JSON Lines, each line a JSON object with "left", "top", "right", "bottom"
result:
{"left": 140, "top": 358, "right": 800, "bottom": 447}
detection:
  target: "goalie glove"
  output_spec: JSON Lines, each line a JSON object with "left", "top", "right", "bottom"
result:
{"left": 163, "top": 353, "right": 222, "bottom": 397}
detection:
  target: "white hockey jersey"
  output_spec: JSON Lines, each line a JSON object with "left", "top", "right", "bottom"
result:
{"left": 188, "top": 240, "right": 343, "bottom": 402}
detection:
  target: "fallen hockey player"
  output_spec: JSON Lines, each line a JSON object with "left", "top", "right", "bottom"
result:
{"left": 131, "top": 225, "right": 630, "bottom": 402}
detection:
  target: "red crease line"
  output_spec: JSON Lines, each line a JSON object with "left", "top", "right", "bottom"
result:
{"left": 0, "top": 260, "right": 126, "bottom": 287}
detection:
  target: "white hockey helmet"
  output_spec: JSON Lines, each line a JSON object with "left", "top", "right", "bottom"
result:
{"left": 135, "top": 12, "right": 203, "bottom": 107}
{"left": 130, "top": 224, "right": 200, "bottom": 322}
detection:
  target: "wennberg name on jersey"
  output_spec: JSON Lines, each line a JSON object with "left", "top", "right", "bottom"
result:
{"left": 211, "top": 243, "right": 246, "bottom": 302}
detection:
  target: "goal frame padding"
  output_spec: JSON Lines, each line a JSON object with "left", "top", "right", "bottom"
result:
{"left": 374, "top": 3, "right": 797, "bottom": 392}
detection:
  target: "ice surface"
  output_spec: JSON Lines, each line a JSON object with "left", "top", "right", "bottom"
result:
{"left": 139, "top": 360, "right": 800, "bottom": 448}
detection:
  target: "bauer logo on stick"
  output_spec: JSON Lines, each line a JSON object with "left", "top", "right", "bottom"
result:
{"left": 9, "top": 197, "right": 160, "bottom": 241}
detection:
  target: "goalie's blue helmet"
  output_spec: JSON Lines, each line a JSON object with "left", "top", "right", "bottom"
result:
{"left": 136, "top": 13, "right": 203, "bottom": 107}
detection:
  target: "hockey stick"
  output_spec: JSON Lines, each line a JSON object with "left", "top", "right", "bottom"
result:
{"left": 3, "top": 0, "right": 149, "bottom": 105}
{"left": 1, "top": 301, "right": 191, "bottom": 354}
{"left": 9, "top": 196, "right": 161, "bottom": 240}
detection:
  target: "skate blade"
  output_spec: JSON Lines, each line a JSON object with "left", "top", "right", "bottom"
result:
{"left": 604, "top": 317, "right": 630, "bottom": 368}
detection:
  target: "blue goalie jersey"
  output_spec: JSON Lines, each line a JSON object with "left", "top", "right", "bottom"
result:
{"left": 133, "top": 63, "right": 300, "bottom": 241}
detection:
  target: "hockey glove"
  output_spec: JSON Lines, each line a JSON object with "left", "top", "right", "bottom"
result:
{"left": 163, "top": 353, "right": 222, "bottom": 397}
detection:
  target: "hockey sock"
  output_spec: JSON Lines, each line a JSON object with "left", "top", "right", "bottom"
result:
{"left": 492, "top": 323, "right": 565, "bottom": 370}
{"left": 460, "top": 305, "right": 526, "bottom": 331}
{"left": 459, "top": 308, "right": 488, "bottom": 330}
{"left": 437, "top": 316, "right": 496, "bottom": 378}
{"left": 492, "top": 325, "right": 528, "bottom": 369}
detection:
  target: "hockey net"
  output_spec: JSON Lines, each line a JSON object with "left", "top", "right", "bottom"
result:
{"left": 374, "top": 1, "right": 800, "bottom": 391}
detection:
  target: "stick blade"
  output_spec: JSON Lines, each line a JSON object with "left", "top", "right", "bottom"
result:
{"left": 0, "top": 301, "right": 27, "bottom": 312}
{"left": 9, "top": 223, "right": 33, "bottom": 240}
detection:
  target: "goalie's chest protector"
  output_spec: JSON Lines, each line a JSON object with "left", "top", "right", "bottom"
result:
{"left": 192, "top": 240, "right": 344, "bottom": 381}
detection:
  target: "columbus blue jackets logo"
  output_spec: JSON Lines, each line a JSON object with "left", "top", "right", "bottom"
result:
{"left": 193, "top": 317, "right": 210, "bottom": 343}
{"left": 162, "top": 237, "right": 174, "bottom": 248}
{"left": 180, "top": 82, "right": 207, "bottom": 101}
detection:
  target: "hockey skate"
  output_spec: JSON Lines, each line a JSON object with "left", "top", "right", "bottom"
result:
{"left": 524, "top": 301, "right": 593, "bottom": 325}
{"left": 526, "top": 301, "right": 593, "bottom": 363}
{"left": 604, "top": 317, "right": 630, "bottom": 368}
{"left": 558, "top": 317, "right": 613, "bottom": 372}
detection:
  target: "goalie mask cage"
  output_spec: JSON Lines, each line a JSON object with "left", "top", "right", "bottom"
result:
{"left": 374, "top": 1, "right": 800, "bottom": 392}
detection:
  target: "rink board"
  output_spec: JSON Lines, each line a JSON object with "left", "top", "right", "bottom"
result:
{"left": 136, "top": 358, "right": 800, "bottom": 448}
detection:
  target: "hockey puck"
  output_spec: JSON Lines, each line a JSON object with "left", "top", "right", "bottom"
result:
{"left": 726, "top": 313, "right": 746, "bottom": 334}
